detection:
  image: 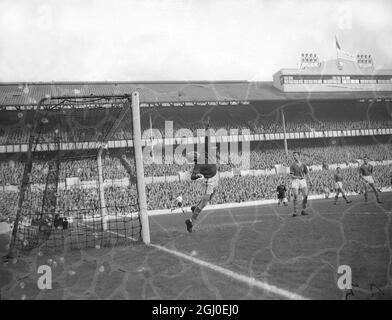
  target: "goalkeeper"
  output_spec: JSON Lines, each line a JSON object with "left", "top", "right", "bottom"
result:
{"left": 185, "top": 125, "right": 218, "bottom": 233}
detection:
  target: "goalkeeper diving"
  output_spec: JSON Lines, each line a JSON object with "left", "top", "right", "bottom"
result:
{"left": 185, "top": 123, "right": 219, "bottom": 233}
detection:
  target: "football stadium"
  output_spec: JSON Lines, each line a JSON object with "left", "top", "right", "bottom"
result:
{"left": 0, "top": 51, "right": 392, "bottom": 301}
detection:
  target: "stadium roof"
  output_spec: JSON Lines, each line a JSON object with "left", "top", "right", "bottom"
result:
{"left": 1, "top": 81, "right": 392, "bottom": 107}
{"left": 280, "top": 59, "right": 392, "bottom": 76}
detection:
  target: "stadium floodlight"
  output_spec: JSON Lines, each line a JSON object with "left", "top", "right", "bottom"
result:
{"left": 357, "top": 53, "right": 373, "bottom": 66}
{"left": 300, "top": 53, "right": 319, "bottom": 68}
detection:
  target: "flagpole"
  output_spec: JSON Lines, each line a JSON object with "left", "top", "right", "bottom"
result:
{"left": 335, "top": 35, "right": 340, "bottom": 69}
{"left": 148, "top": 113, "right": 155, "bottom": 183}
{"left": 149, "top": 113, "right": 154, "bottom": 161}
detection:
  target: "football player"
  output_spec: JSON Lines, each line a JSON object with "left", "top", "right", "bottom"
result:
{"left": 171, "top": 195, "right": 185, "bottom": 213}
{"left": 359, "top": 157, "right": 382, "bottom": 204}
{"left": 290, "top": 152, "right": 312, "bottom": 216}
{"left": 276, "top": 182, "right": 288, "bottom": 206}
{"left": 185, "top": 125, "right": 218, "bottom": 232}
{"left": 333, "top": 167, "right": 352, "bottom": 205}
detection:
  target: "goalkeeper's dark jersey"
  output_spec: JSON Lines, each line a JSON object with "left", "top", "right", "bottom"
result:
{"left": 191, "top": 163, "right": 217, "bottom": 179}
{"left": 191, "top": 131, "right": 217, "bottom": 180}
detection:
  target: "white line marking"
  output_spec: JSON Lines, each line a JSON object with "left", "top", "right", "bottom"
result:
{"left": 150, "top": 243, "right": 309, "bottom": 300}
{"left": 81, "top": 219, "right": 308, "bottom": 300}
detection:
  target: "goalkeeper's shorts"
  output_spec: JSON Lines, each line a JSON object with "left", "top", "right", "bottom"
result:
{"left": 205, "top": 174, "right": 219, "bottom": 195}
{"left": 362, "top": 176, "right": 374, "bottom": 184}
{"left": 291, "top": 178, "right": 307, "bottom": 190}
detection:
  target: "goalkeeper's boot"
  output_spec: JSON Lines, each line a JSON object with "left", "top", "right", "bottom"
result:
{"left": 185, "top": 219, "right": 193, "bottom": 233}
{"left": 346, "top": 200, "right": 352, "bottom": 204}
{"left": 377, "top": 198, "right": 383, "bottom": 204}
{"left": 301, "top": 210, "right": 309, "bottom": 216}
{"left": 292, "top": 212, "right": 298, "bottom": 217}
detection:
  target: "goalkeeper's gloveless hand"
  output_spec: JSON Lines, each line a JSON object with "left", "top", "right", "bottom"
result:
{"left": 195, "top": 173, "right": 204, "bottom": 180}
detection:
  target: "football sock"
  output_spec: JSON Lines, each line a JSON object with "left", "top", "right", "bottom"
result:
{"left": 191, "top": 207, "right": 202, "bottom": 221}
{"left": 302, "top": 196, "right": 308, "bottom": 209}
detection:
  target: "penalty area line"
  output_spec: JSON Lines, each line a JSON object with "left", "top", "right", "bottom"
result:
{"left": 150, "top": 243, "right": 309, "bottom": 300}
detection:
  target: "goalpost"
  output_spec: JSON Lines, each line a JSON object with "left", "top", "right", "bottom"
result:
{"left": 131, "top": 92, "right": 150, "bottom": 245}
{"left": 6, "top": 91, "right": 150, "bottom": 258}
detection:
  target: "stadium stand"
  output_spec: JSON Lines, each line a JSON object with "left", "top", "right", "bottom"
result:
{"left": 1, "top": 82, "right": 391, "bottom": 226}
{"left": 1, "top": 138, "right": 391, "bottom": 184}
{"left": 1, "top": 99, "right": 391, "bottom": 144}
{"left": 1, "top": 163, "right": 391, "bottom": 222}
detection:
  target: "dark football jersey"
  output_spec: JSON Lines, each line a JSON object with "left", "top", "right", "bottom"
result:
{"left": 191, "top": 133, "right": 217, "bottom": 179}
{"left": 277, "top": 185, "right": 286, "bottom": 196}
{"left": 334, "top": 173, "right": 343, "bottom": 182}
{"left": 290, "top": 162, "right": 308, "bottom": 178}
{"left": 192, "top": 163, "right": 217, "bottom": 179}
{"left": 359, "top": 164, "right": 373, "bottom": 176}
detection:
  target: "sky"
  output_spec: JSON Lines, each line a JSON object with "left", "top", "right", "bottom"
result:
{"left": 0, "top": 0, "right": 391, "bottom": 82}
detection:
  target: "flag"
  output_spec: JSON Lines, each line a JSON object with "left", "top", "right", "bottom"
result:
{"left": 335, "top": 35, "right": 356, "bottom": 62}
{"left": 337, "top": 49, "right": 357, "bottom": 62}
{"left": 335, "top": 35, "right": 341, "bottom": 50}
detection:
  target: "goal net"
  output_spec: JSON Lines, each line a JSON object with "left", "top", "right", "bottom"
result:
{"left": 7, "top": 92, "right": 149, "bottom": 255}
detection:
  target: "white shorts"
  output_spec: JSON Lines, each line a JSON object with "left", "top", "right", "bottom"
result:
{"left": 205, "top": 174, "right": 219, "bottom": 195}
{"left": 292, "top": 178, "right": 307, "bottom": 190}
{"left": 335, "top": 182, "right": 343, "bottom": 190}
{"left": 362, "top": 176, "right": 374, "bottom": 184}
